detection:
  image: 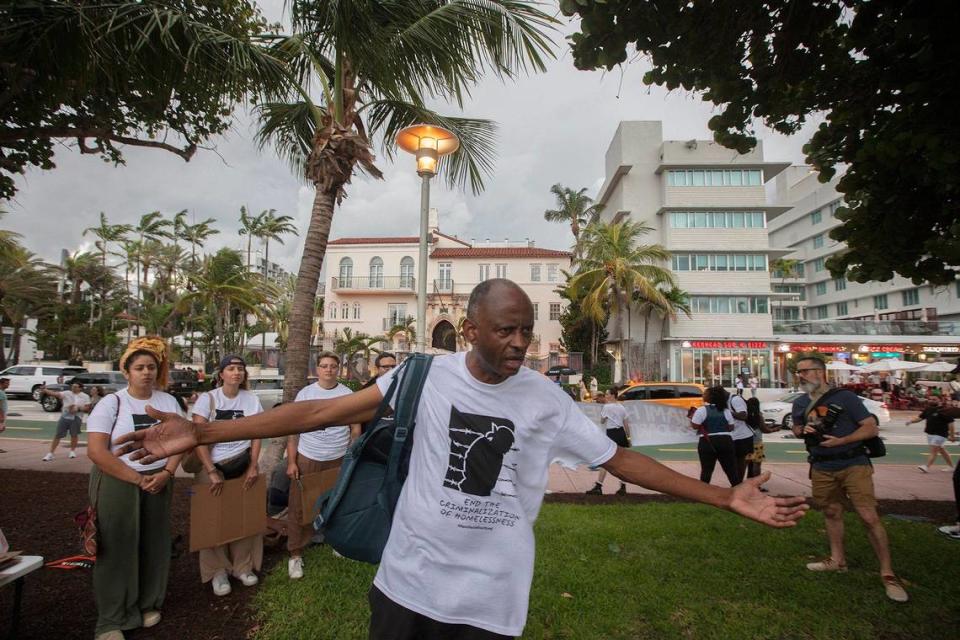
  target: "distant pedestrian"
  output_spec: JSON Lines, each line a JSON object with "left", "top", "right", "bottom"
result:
{"left": 744, "top": 397, "right": 766, "bottom": 484}
{"left": 748, "top": 375, "right": 759, "bottom": 398}
{"left": 0, "top": 377, "right": 9, "bottom": 453}
{"left": 585, "top": 388, "right": 631, "bottom": 496}
{"left": 728, "top": 391, "right": 755, "bottom": 484}
{"left": 361, "top": 352, "right": 398, "bottom": 390}
{"left": 691, "top": 386, "right": 739, "bottom": 486}
{"left": 41, "top": 382, "right": 90, "bottom": 461}
{"left": 907, "top": 396, "right": 955, "bottom": 473}
{"left": 735, "top": 374, "right": 745, "bottom": 396}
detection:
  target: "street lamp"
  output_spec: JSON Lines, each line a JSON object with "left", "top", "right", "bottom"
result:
{"left": 396, "top": 124, "right": 460, "bottom": 353}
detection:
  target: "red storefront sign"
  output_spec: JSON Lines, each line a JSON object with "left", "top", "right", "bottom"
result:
{"left": 789, "top": 344, "right": 904, "bottom": 353}
{"left": 688, "top": 341, "right": 769, "bottom": 349}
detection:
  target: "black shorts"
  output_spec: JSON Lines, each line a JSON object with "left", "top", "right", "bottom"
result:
{"left": 605, "top": 427, "right": 630, "bottom": 448}
{"left": 368, "top": 585, "right": 513, "bottom": 640}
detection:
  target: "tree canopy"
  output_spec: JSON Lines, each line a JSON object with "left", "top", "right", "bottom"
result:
{"left": 0, "top": 0, "right": 288, "bottom": 199}
{"left": 562, "top": 0, "right": 960, "bottom": 285}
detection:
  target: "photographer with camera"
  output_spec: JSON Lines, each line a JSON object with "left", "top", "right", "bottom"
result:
{"left": 790, "top": 356, "right": 908, "bottom": 603}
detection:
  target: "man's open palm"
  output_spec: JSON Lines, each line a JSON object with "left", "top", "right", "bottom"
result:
{"left": 729, "top": 473, "right": 809, "bottom": 528}
{"left": 115, "top": 405, "right": 198, "bottom": 464}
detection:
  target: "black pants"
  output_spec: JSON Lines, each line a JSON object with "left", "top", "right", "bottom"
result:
{"left": 698, "top": 436, "right": 740, "bottom": 486}
{"left": 953, "top": 462, "right": 960, "bottom": 522}
{"left": 733, "top": 437, "right": 754, "bottom": 484}
{"left": 368, "top": 586, "right": 513, "bottom": 640}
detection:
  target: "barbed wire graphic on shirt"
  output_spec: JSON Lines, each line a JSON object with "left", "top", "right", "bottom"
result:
{"left": 444, "top": 406, "right": 516, "bottom": 497}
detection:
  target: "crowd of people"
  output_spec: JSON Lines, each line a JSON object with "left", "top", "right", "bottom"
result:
{"left": 21, "top": 279, "right": 959, "bottom": 638}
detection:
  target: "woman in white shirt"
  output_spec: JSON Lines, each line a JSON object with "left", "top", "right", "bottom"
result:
{"left": 690, "top": 386, "right": 739, "bottom": 487}
{"left": 85, "top": 337, "right": 184, "bottom": 640}
{"left": 191, "top": 355, "right": 264, "bottom": 596}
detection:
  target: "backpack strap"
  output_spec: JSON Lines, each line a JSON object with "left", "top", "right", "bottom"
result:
{"left": 384, "top": 354, "right": 433, "bottom": 507}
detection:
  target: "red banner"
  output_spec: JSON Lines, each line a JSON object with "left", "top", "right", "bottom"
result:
{"left": 688, "top": 341, "right": 769, "bottom": 349}
{"left": 788, "top": 344, "right": 903, "bottom": 353}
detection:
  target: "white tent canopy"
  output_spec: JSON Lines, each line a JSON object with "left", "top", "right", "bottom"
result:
{"left": 826, "top": 360, "right": 863, "bottom": 371}
{"left": 861, "top": 358, "right": 928, "bottom": 372}
{"left": 916, "top": 361, "right": 957, "bottom": 373}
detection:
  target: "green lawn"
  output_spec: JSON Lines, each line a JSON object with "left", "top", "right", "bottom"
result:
{"left": 252, "top": 504, "right": 958, "bottom": 640}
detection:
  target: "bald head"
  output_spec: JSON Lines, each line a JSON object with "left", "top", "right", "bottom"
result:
{"left": 467, "top": 279, "right": 531, "bottom": 321}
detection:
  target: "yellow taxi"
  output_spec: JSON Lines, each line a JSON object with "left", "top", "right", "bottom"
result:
{"left": 617, "top": 382, "right": 705, "bottom": 410}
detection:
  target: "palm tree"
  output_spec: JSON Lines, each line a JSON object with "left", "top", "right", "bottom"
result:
{"left": 254, "top": 1, "right": 555, "bottom": 404}
{"left": 544, "top": 184, "right": 603, "bottom": 259}
{"left": 255, "top": 209, "right": 298, "bottom": 278}
{"left": 770, "top": 257, "right": 801, "bottom": 323}
{"left": 181, "top": 218, "right": 220, "bottom": 269}
{"left": 0, "top": 245, "right": 53, "bottom": 368}
{"left": 386, "top": 316, "right": 416, "bottom": 352}
{"left": 82, "top": 212, "right": 132, "bottom": 322}
{"left": 642, "top": 284, "right": 692, "bottom": 379}
{"left": 238, "top": 206, "right": 265, "bottom": 270}
{"left": 133, "top": 211, "right": 174, "bottom": 304}
{"left": 569, "top": 220, "right": 674, "bottom": 383}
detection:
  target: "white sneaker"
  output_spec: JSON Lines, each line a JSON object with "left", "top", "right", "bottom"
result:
{"left": 237, "top": 572, "right": 258, "bottom": 587}
{"left": 938, "top": 523, "right": 960, "bottom": 537}
{"left": 332, "top": 550, "right": 343, "bottom": 558}
{"left": 288, "top": 557, "right": 304, "bottom": 580}
{"left": 917, "top": 465, "right": 929, "bottom": 473}
{"left": 141, "top": 610, "right": 161, "bottom": 628}
{"left": 943, "top": 467, "right": 955, "bottom": 473}
{"left": 41, "top": 453, "right": 54, "bottom": 462}
{"left": 211, "top": 570, "right": 231, "bottom": 596}
{"left": 68, "top": 450, "right": 77, "bottom": 459}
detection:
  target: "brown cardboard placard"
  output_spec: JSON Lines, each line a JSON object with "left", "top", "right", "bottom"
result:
{"left": 189, "top": 476, "right": 266, "bottom": 552}
{"left": 299, "top": 467, "right": 341, "bottom": 525}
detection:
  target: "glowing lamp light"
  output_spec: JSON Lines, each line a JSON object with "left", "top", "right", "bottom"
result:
{"left": 396, "top": 125, "right": 459, "bottom": 177}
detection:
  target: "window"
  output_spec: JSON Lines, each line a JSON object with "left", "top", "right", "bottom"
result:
{"left": 669, "top": 211, "right": 766, "bottom": 229}
{"left": 368, "top": 256, "right": 383, "bottom": 288}
{"left": 902, "top": 288, "right": 919, "bottom": 306}
{"left": 671, "top": 253, "right": 766, "bottom": 272}
{"left": 874, "top": 294, "right": 888, "bottom": 310}
{"left": 532, "top": 303, "right": 538, "bottom": 320}
{"left": 478, "top": 264, "right": 490, "bottom": 281}
{"left": 834, "top": 278, "right": 846, "bottom": 291}
{"left": 815, "top": 282, "right": 827, "bottom": 296}
{"left": 667, "top": 169, "right": 762, "bottom": 186}
{"left": 546, "top": 264, "right": 559, "bottom": 282}
{"left": 836, "top": 302, "right": 848, "bottom": 316}
{"left": 352, "top": 302, "right": 360, "bottom": 320}
{"left": 814, "top": 305, "right": 828, "bottom": 319}
{"left": 688, "top": 296, "right": 770, "bottom": 314}
{"left": 813, "top": 258, "right": 825, "bottom": 272}
{"left": 549, "top": 303, "right": 561, "bottom": 321}
{"left": 813, "top": 234, "right": 824, "bottom": 249}
{"left": 811, "top": 210, "right": 822, "bottom": 224}
{"left": 438, "top": 262, "right": 452, "bottom": 289}
{"left": 495, "top": 263, "right": 507, "bottom": 279}
{"left": 828, "top": 200, "right": 842, "bottom": 217}
{"left": 530, "top": 264, "right": 541, "bottom": 282}
{"left": 329, "top": 303, "right": 337, "bottom": 319}
{"left": 340, "top": 302, "right": 349, "bottom": 319}
{"left": 338, "top": 257, "right": 353, "bottom": 284}
{"left": 387, "top": 303, "right": 407, "bottom": 328}
{"left": 399, "top": 256, "right": 415, "bottom": 289}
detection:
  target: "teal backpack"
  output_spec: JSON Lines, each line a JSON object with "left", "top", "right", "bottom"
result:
{"left": 313, "top": 354, "right": 433, "bottom": 563}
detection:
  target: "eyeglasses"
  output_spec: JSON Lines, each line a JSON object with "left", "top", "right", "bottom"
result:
{"left": 378, "top": 364, "right": 396, "bottom": 370}
{"left": 796, "top": 368, "right": 823, "bottom": 374}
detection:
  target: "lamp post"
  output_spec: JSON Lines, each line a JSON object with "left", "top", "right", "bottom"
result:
{"left": 396, "top": 125, "right": 460, "bottom": 353}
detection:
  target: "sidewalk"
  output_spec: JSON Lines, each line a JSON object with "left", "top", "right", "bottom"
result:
{"left": 3, "top": 437, "right": 955, "bottom": 501}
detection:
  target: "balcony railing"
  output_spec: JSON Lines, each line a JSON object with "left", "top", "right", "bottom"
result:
{"left": 332, "top": 276, "right": 415, "bottom": 291}
{"left": 773, "top": 319, "right": 960, "bottom": 337}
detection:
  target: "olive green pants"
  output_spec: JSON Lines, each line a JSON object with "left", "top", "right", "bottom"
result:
{"left": 90, "top": 466, "right": 173, "bottom": 636}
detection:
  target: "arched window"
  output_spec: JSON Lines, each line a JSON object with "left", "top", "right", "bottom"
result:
{"left": 400, "top": 256, "right": 415, "bottom": 289}
{"left": 369, "top": 256, "right": 384, "bottom": 288}
{"left": 338, "top": 257, "right": 353, "bottom": 286}
{"left": 329, "top": 303, "right": 337, "bottom": 319}
{"left": 353, "top": 302, "right": 361, "bottom": 319}
{"left": 341, "top": 302, "right": 349, "bottom": 319}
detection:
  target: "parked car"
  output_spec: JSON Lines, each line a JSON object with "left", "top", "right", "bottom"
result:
{"left": 545, "top": 366, "right": 578, "bottom": 377}
{"left": 39, "top": 371, "right": 127, "bottom": 412}
{"left": 761, "top": 392, "right": 890, "bottom": 430}
{"left": 248, "top": 376, "right": 285, "bottom": 411}
{"left": 168, "top": 369, "right": 199, "bottom": 398}
{"left": 0, "top": 365, "right": 87, "bottom": 400}
{"left": 618, "top": 382, "right": 705, "bottom": 410}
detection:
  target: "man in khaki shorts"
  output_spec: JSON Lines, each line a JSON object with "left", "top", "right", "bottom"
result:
{"left": 790, "top": 356, "right": 908, "bottom": 602}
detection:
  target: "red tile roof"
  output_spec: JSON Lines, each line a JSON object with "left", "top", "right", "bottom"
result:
{"left": 328, "top": 236, "right": 424, "bottom": 245}
{"left": 430, "top": 247, "right": 571, "bottom": 259}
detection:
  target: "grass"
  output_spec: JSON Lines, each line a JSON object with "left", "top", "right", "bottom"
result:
{"left": 252, "top": 503, "right": 959, "bottom": 639}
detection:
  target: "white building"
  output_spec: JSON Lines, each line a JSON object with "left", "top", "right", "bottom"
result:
{"left": 321, "top": 211, "right": 572, "bottom": 366}
{"left": 596, "top": 121, "right": 790, "bottom": 385}
{"left": 768, "top": 167, "right": 960, "bottom": 370}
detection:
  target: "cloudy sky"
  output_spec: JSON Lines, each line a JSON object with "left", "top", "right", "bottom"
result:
{"left": 4, "top": 1, "right": 820, "bottom": 273}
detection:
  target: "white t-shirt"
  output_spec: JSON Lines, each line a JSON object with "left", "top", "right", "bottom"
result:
{"left": 691, "top": 405, "right": 735, "bottom": 437}
{"left": 374, "top": 352, "right": 616, "bottom": 637}
{"left": 294, "top": 382, "right": 353, "bottom": 462}
{"left": 748, "top": 377, "right": 758, "bottom": 389}
{"left": 86, "top": 389, "right": 184, "bottom": 472}
{"left": 61, "top": 390, "right": 90, "bottom": 417}
{"left": 600, "top": 402, "right": 628, "bottom": 429}
{"left": 193, "top": 388, "right": 263, "bottom": 464}
{"left": 727, "top": 394, "right": 754, "bottom": 440}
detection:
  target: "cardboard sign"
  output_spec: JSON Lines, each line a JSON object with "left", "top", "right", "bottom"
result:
{"left": 189, "top": 476, "right": 267, "bottom": 552}
{"left": 299, "top": 467, "right": 341, "bottom": 525}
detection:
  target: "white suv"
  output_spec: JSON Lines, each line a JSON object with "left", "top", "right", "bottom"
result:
{"left": 0, "top": 365, "right": 87, "bottom": 400}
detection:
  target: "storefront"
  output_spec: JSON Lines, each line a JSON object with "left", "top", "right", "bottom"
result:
{"left": 671, "top": 340, "right": 773, "bottom": 387}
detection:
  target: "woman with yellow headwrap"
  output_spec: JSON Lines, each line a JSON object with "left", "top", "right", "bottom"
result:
{"left": 85, "top": 337, "right": 184, "bottom": 640}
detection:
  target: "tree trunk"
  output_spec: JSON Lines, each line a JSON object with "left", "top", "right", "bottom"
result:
{"left": 11, "top": 322, "right": 21, "bottom": 365}
{"left": 261, "top": 185, "right": 338, "bottom": 476}
{"left": 642, "top": 308, "right": 651, "bottom": 381}
{"left": 617, "top": 287, "right": 629, "bottom": 384}
{"left": 0, "top": 320, "right": 7, "bottom": 370}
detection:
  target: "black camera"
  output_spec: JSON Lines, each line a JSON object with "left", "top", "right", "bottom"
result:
{"left": 804, "top": 403, "right": 844, "bottom": 446}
